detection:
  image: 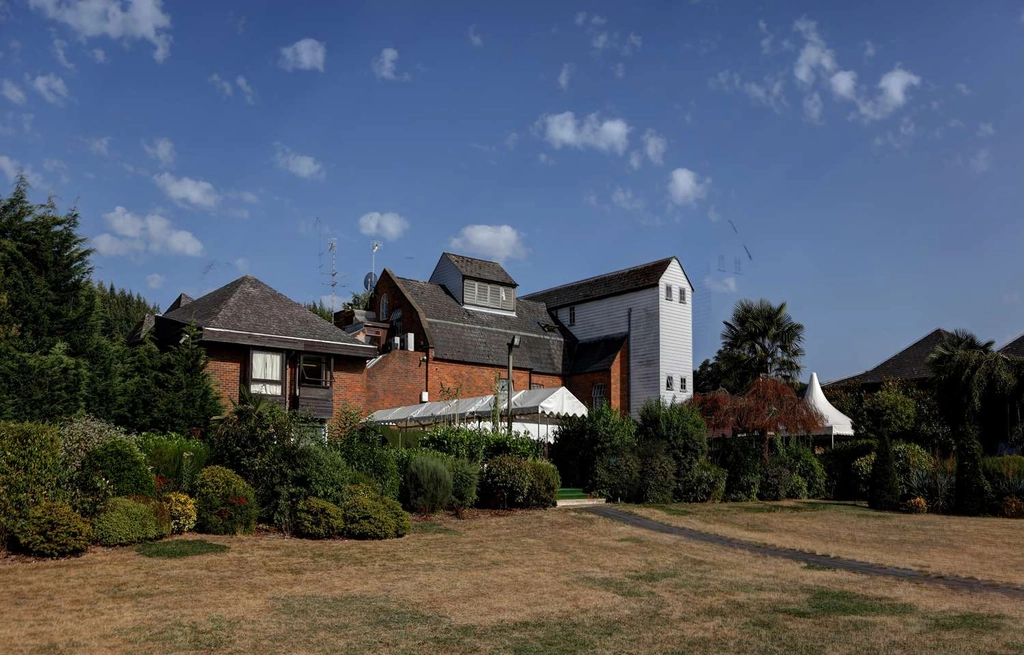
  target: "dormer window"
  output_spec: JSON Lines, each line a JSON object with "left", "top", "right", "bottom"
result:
{"left": 464, "top": 279, "right": 515, "bottom": 311}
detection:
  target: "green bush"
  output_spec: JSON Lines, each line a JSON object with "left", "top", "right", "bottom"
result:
{"left": 907, "top": 458, "right": 956, "bottom": 515}
{"left": 682, "top": 461, "right": 727, "bottom": 503}
{"left": 637, "top": 442, "right": 676, "bottom": 504}
{"left": 525, "top": 459, "right": 560, "bottom": 509}
{"left": 341, "top": 494, "right": 409, "bottom": 540}
{"left": 129, "top": 495, "right": 171, "bottom": 537}
{"left": 137, "top": 432, "right": 210, "bottom": 493}
{"left": 954, "top": 435, "right": 990, "bottom": 516}
{"left": 869, "top": 436, "right": 901, "bottom": 511}
{"left": 851, "top": 441, "right": 933, "bottom": 501}
{"left": 0, "top": 422, "right": 64, "bottom": 548}
{"left": 480, "top": 455, "right": 533, "bottom": 509}
{"left": 332, "top": 426, "right": 401, "bottom": 500}
{"left": 420, "top": 425, "right": 543, "bottom": 463}
{"left": 80, "top": 439, "right": 156, "bottom": 498}
{"left": 448, "top": 458, "right": 479, "bottom": 509}
{"left": 717, "top": 436, "right": 761, "bottom": 502}
{"left": 295, "top": 497, "right": 345, "bottom": 539}
{"left": 166, "top": 492, "right": 197, "bottom": 534}
{"left": 194, "top": 466, "right": 258, "bottom": 535}
{"left": 821, "top": 439, "right": 876, "bottom": 500}
{"left": 784, "top": 473, "right": 808, "bottom": 500}
{"left": 14, "top": 502, "right": 92, "bottom": 557}
{"left": 551, "top": 403, "right": 636, "bottom": 491}
{"left": 93, "top": 497, "right": 160, "bottom": 546}
{"left": 58, "top": 415, "right": 131, "bottom": 478}
{"left": 982, "top": 456, "right": 1024, "bottom": 511}
{"left": 591, "top": 443, "right": 640, "bottom": 503}
{"left": 758, "top": 461, "right": 792, "bottom": 501}
{"left": 637, "top": 399, "right": 708, "bottom": 501}
{"left": 295, "top": 445, "right": 354, "bottom": 507}
{"left": 780, "top": 444, "right": 826, "bottom": 499}
{"left": 405, "top": 455, "right": 453, "bottom": 514}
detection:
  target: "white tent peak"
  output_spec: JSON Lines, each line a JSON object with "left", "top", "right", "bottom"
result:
{"left": 804, "top": 372, "right": 854, "bottom": 439}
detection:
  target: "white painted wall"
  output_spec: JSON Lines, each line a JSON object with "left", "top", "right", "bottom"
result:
{"left": 658, "top": 259, "right": 693, "bottom": 405}
{"left": 428, "top": 255, "right": 464, "bottom": 304}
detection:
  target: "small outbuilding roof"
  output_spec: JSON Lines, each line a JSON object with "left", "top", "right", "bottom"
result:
{"left": 439, "top": 252, "right": 518, "bottom": 286}
{"left": 368, "top": 386, "right": 588, "bottom": 428}
{"left": 568, "top": 333, "right": 628, "bottom": 375}
{"left": 521, "top": 257, "right": 687, "bottom": 309}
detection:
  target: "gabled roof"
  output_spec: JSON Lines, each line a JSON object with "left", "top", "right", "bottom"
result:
{"left": 999, "top": 333, "right": 1024, "bottom": 359}
{"left": 162, "top": 275, "right": 375, "bottom": 357}
{"left": 826, "top": 328, "right": 951, "bottom": 387}
{"left": 166, "top": 293, "right": 193, "bottom": 313}
{"left": 440, "top": 252, "right": 517, "bottom": 287}
{"left": 393, "top": 275, "right": 566, "bottom": 375}
{"left": 521, "top": 256, "right": 688, "bottom": 309}
{"left": 567, "top": 334, "right": 628, "bottom": 375}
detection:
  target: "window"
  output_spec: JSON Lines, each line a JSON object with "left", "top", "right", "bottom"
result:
{"left": 665, "top": 284, "right": 673, "bottom": 301}
{"left": 464, "top": 279, "right": 515, "bottom": 311}
{"left": 250, "top": 350, "right": 283, "bottom": 395}
{"left": 379, "top": 293, "right": 389, "bottom": 320}
{"left": 299, "top": 354, "right": 331, "bottom": 388}
{"left": 591, "top": 383, "right": 606, "bottom": 407}
{"left": 665, "top": 375, "right": 674, "bottom": 391}
{"left": 679, "top": 287, "right": 687, "bottom": 304}
{"left": 568, "top": 305, "right": 576, "bottom": 326}
{"left": 530, "top": 383, "right": 544, "bottom": 390}
{"left": 680, "top": 375, "right": 687, "bottom": 392}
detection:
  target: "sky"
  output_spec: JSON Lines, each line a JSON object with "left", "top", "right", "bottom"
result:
{"left": 1, "top": 0, "right": 1023, "bottom": 382}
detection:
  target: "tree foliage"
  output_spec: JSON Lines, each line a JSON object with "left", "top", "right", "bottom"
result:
{"left": 719, "top": 298, "right": 806, "bottom": 387}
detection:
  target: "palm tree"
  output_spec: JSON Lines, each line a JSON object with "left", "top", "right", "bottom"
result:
{"left": 927, "top": 329, "right": 1013, "bottom": 431}
{"left": 720, "top": 299, "right": 805, "bottom": 386}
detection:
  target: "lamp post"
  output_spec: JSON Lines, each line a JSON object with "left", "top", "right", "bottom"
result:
{"left": 507, "top": 335, "right": 521, "bottom": 435}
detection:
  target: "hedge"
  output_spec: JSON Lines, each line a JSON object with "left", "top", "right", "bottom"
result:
{"left": 194, "top": 466, "right": 258, "bottom": 535}
{"left": 93, "top": 497, "right": 161, "bottom": 546}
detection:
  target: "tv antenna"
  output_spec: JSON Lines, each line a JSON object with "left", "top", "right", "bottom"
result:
{"left": 315, "top": 218, "right": 340, "bottom": 312}
{"left": 371, "top": 241, "right": 381, "bottom": 280}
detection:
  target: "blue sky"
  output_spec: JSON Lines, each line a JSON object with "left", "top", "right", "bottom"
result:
{"left": 1, "top": 0, "right": 1023, "bottom": 381}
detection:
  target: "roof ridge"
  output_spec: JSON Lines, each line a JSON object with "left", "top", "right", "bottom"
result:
{"left": 864, "top": 327, "right": 948, "bottom": 373}
{"left": 522, "top": 257, "right": 675, "bottom": 298}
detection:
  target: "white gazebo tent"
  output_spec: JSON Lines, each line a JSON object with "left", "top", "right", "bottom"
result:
{"left": 367, "top": 386, "right": 589, "bottom": 442}
{"left": 804, "top": 372, "right": 855, "bottom": 447}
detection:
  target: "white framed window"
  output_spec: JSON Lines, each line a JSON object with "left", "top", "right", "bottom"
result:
{"left": 680, "top": 376, "right": 687, "bottom": 392}
{"left": 568, "top": 306, "right": 576, "bottom": 326}
{"left": 665, "top": 375, "right": 673, "bottom": 391}
{"left": 665, "top": 284, "right": 673, "bottom": 301}
{"left": 591, "top": 382, "right": 606, "bottom": 407}
{"left": 679, "top": 287, "right": 687, "bottom": 304}
{"left": 379, "top": 293, "right": 389, "bottom": 320}
{"left": 250, "top": 350, "right": 283, "bottom": 396}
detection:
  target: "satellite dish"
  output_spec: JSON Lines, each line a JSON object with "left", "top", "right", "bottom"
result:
{"left": 363, "top": 272, "right": 377, "bottom": 291}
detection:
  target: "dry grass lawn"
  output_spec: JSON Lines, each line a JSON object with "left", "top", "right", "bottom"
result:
{"left": 3, "top": 508, "right": 1023, "bottom": 654}
{"left": 631, "top": 500, "right": 1024, "bottom": 587}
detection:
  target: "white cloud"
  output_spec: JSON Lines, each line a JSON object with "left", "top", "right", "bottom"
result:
{"left": 359, "top": 211, "right": 409, "bottom": 240}
{"left": 371, "top": 47, "right": 408, "bottom": 81}
{"left": 829, "top": 70, "right": 857, "bottom": 100}
{"left": 863, "top": 40, "right": 876, "bottom": 58}
{"left": 279, "top": 38, "right": 326, "bottom": 72}
{"left": 537, "top": 152, "right": 554, "bottom": 166}
{"left": 574, "top": 11, "right": 588, "bottom": 27}
{"left": 235, "top": 190, "right": 258, "bottom": 204}
{"left": 705, "top": 275, "right": 737, "bottom": 293}
{"left": 449, "top": 224, "right": 527, "bottom": 262}
{"left": 977, "top": 122, "right": 995, "bottom": 138}
{"left": 969, "top": 148, "right": 991, "bottom": 175}
{"left": 93, "top": 206, "right": 203, "bottom": 257}
{"left": 274, "top": 142, "right": 324, "bottom": 180}
{"left": 30, "top": 73, "right": 70, "bottom": 105}
{"left": 792, "top": 18, "right": 836, "bottom": 86}
{"left": 628, "top": 150, "right": 642, "bottom": 171}
{"left": 954, "top": 82, "right": 972, "bottom": 96}
{"left": 28, "top": 0, "right": 172, "bottom": 62}
{"left": 758, "top": 20, "right": 774, "bottom": 54}
{"left": 2, "top": 79, "right": 25, "bottom": 105}
{"left": 668, "top": 168, "right": 710, "bottom": 206}
{"left": 855, "top": 67, "right": 921, "bottom": 121}
{"left": 233, "top": 257, "right": 249, "bottom": 273}
{"left": 142, "top": 137, "right": 174, "bottom": 168}
{"left": 614, "top": 62, "right": 625, "bottom": 78}
{"left": 146, "top": 273, "right": 164, "bottom": 289}
{"left": 153, "top": 172, "right": 220, "bottom": 209}
{"left": 504, "top": 132, "right": 519, "bottom": 150}
{"left": 90, "top": 48, "right": 106, "bottom": 63}
{"left": 42, "top": 157, "right": 68, "bottom": 183}
{"left": 642, "top": 129, "right": 667, "bottom": 165}
{"left": 84, "top": 136, "right": 110, "bottom": 156}
{"left": 708, "top": 205, "right": 721, "bottom": 222}
{"left": 558, "top": 63, "right": 573, "bottom": 91}
{"left": 710, "top": 70, "right": 786, "bottom": 113}
{"left": 537, "top": 111, "right": 631, "bottom": 155}
{"left": 52, "top": 38, "right": 74, "bottom": 69}
{"left": 235, "top": 75, "right": 255, "bottom": 104}
{"left": 0, "top": 154, "right": 44, "bottom": 187}
{"left": 611, "top": 186, "right": 644, "bottom": 211}
{"left": 803, "top": 92, "right": 823, "bottom": 123}
{"left": 468, "top": 24, "right": 482, "bottom": 46}
{"left": 208, "top": 73, "right": 232, "bottom": 97}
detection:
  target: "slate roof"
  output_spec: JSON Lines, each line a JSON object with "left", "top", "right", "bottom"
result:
{"left": 567, "top": 334, "right": 628, "bottom": 375}
{"left": 825, "top": 328, "right": 951, "bottom": 387}
{"left": 166, "top": 293, "right": 193, "bottom": 313}
{"left": 394, "top": 276, "right": 566, "bottom": 374}
{"left": 999, "top": 333, "right": 1024, "bottom": 359}
{"left": 441, "top": 252, "right": 517, "bottom": 286}
{"left": 521, "top": 257, "right": 686, "bottom": 309}
{"left": 162, "top": 276, "right": 375, "bottom": 356}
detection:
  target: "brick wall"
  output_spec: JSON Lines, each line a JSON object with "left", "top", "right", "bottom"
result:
{"left": 205, "top": 343, "right": 245, "bottom": 413}
{"left": 373, "top": 271, "right": 430, "bottom": 351}
{"left": 565, "top": 339, "right": 630, "bottom": 415}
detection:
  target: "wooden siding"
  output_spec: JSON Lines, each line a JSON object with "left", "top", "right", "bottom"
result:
{"left": 428, "top": 255, "right": 464, "bottom": 304}
{"left": 554, "top": 287, "right": 660, "bottom": 417}
{"left": 658, "top": 259, "right": 693, "bottom": 404}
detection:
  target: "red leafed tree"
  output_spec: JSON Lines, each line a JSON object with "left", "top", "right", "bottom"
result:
{"left": 688, "top": 390, "right": 733, "bottom": 437}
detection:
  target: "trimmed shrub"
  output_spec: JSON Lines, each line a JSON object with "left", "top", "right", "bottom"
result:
{"left": 781, "top": 444, "right": 826, "bottom": 499}
{"left": 637, "top": 442, "right": 676, "bottom": 504}
{"left": 1001, "top": 496, "right": 1024, "bottom": 519}
{"left": 166, "top": 492, "right": 197, "bottom": 534}
{"left": 295, "top": 445, "right": 354, "bottom": 507}
{"left": 868, "top": 436, "right": 901, "bottom": 511}
{"left": 904, "top": 497, "right": 928, "bottom": 514}
{"left": 341, "top": 494, "right": 409, "bottom": 540}
{"left": 80, "top": 439, "right": 156, "bottom": 498}
{"left": 295, "top": 497, "right": 345, "bottom": 539}
{"left": 137, "top": 432, "right": 210, "bottom": 493}
{"left": 57, "top": 415, "right": 130, "bottom": 477}
{"left": 822, "top": 439, "right": 875, "bottom": 500}
{"left": 405, "top": 455, "right": 453, "bottom": 515}
{"left": 194, "top": 466, "right": 258, "bottom": 535}
{"left": 637, "top": 399, "right": 708, "bottom": 501}
{"left": 0, "top": 422, "right": 64, "bottom": 548}
{"left": 480, "top": 455, "right": 533, "bottom": 508}
{"left": 93, "top": 497, "right": 160, "bottom": 547}
{"left": 758, "top": 461, "right": 793, "bottom": 501}
{"left": 525, "top": 459, "right": 561, "bottom": 509}
{"left": 551, "top": 403, "right": 636, "bottom": 491}
{"left": 717, "top": 437, "right": 761, "bottom": 502}
{"left": 680, "top": 461, "right": 726, "bottom": 503}
{"left": 853, "top": 441, "right": 933, "bottom": 501}
{"left": 129, "top": 495, "right": 171, "bottom": 537}
{"left": 954, "top": 435, "right": 990, "bottom": 517}
{"left": 784, "top": 473, "right": 808, "bottom": 500}
{"left": 591, "top": 444, "right": 640, "bottom": 503}
{"left": 448, "top": 458, "right": 479, "bottom": 509}
{"left": 332, "top": 427, "right": 401, "bottom": 500}
{"left": 15, "top": 502, "right": 92, "bottom": 558}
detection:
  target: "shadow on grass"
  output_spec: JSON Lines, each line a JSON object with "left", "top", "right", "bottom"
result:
{"left": 928, "top": 612, "right": 1007, "bottom": 633}
{"left": 135, "top": 539, "right": 230, "bottom": 559}
{"left": 784, "top": 589, "right": 915, "bottom": 618}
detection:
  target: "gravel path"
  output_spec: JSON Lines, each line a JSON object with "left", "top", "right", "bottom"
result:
{"left": 582, "top": 504, "right": 1024, "bottom": 599}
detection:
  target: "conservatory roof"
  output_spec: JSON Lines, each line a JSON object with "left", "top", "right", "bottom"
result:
{"left": 367, "top": 386, "right": 588, "bottom": 427}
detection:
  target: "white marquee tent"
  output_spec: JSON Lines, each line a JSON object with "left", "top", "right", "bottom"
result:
{"left": 367, "top": 386, "right": 589, "bottom": 441}
{"left": 804, "top": 372, "right": 855, "bottom": 446}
